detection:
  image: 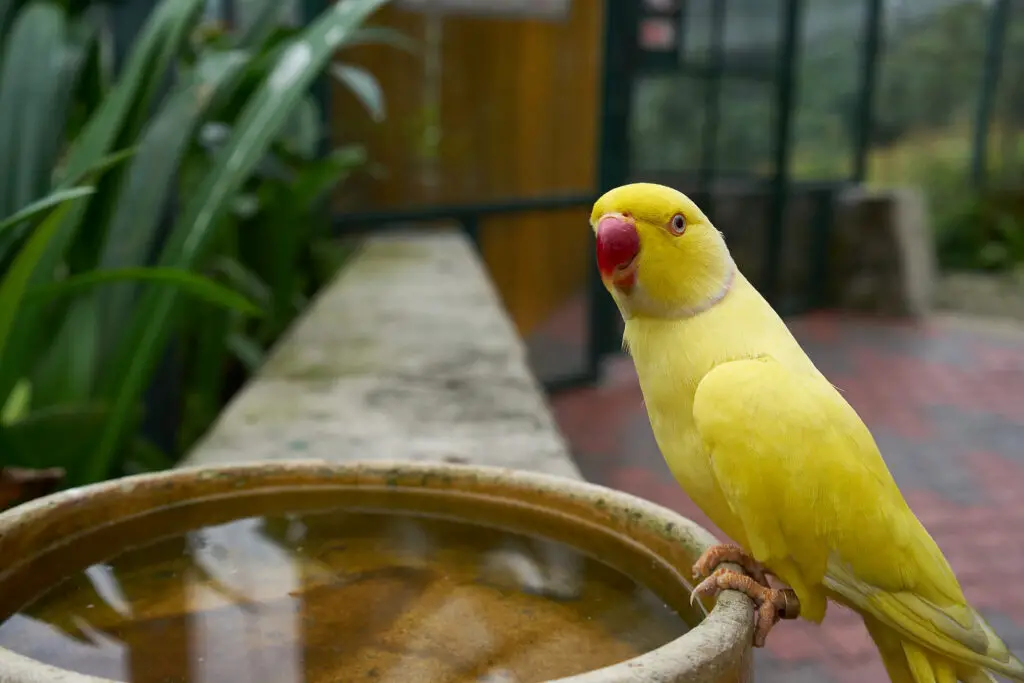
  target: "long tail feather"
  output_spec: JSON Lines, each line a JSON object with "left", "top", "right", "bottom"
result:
{"left": 865, "top": 615, "right": 1015, "bottom": 683}
{"left": 827, "top": 563, "right": 1024, "bottom": 681}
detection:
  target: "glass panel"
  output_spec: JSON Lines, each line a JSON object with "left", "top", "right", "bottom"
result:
{"left": 867, "top": 0, "right": 988, "bottom": 204}
{"left": 629, "top": 75, "right": 707, "bottom": 175}
{"left": 722, "top": 0, "right": 782, "bottom": 71}
{"left": 713, "top": 81, "right": 775, "bottom": 176}
{"left": 681, "top": 0, "right": 713, "bottom": 63}
{"left": 791, "top": 0, "right": 868, "bottom": 180}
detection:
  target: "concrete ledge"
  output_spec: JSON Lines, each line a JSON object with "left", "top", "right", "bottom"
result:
{"left": 184, "top": 228, "right": 579, "bottom": 479}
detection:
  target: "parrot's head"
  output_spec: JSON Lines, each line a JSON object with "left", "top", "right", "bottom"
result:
{"left": 590, "top": 182, "right": 734, "bottom": 320}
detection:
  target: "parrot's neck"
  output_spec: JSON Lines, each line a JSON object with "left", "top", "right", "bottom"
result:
{"left": 620, "top": 255, "right": 737, "bottom": 321}
{"left": 675, "top": 259, "right": 735, "bottom": 318}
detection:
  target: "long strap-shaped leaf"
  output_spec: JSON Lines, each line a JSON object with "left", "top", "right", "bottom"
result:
{"left": 0, "top": 187, "right": 95, "bottom": 237}
{"left": 0, "top": 151, "right": 134, "bottom": 404}
{"left": 91, "top": 0, "right": 391, "bottom": 483}
{"left": 31, "top": 49, "right": 252, "bottom": 408}
{"left": 0, "top": 0, "right": 17, "bottom": 43}
{"left": 0, "top": 190, "right": 93, "bottom": 366}
{"left": 30, "top": 267, "right": 263, "bottom": 317}
{"left": 12, "top": 0, "right": 207, "bottom": 407}
{"left": 0, "top": 2, "right": 67, "bottom": 222}
{"left": 57, "top": 0, "right": 206, "bottom": 186}
{"left": 0, "top": 3, "right": 96, "bottom": 266}
{"left": 235, "top": 0, "right": 283, "bottom": 50}
{"left": 96, "top": 51, "right": 251, "bottom": 330}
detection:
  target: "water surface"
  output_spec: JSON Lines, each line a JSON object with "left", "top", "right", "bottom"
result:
{"left": 0, "top": 503, "right": 687, "bottom": 683}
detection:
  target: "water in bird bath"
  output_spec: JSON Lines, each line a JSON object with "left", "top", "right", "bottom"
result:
{"left": 0, "top": 490, "right": 688, "bottom": 683}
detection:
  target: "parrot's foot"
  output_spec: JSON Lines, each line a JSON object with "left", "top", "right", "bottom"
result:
{"left": 691, "top": 543, "right": 770, "bottom": 586}
{"left": 690, "top": 545, "right": 800, "bottom": 648}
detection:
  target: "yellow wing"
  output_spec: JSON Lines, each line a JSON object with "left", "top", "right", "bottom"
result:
{"left": 692, "top": 356, "right": 1023, "bottom": 678}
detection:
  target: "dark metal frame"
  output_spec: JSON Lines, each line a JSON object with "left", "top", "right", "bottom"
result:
{"left": 852, "top": 0, "right": 884, "bottom": 183}
{"left": 971, "top": 0, "right": 1011, "bottom": 186}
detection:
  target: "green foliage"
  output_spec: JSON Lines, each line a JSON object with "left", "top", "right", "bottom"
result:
{"left": 0, "top": 0, "right": 395, "bottom": 486}
{"left": 632, "top": 0, "right": 1024, "bottom": 271}
{"left": 935, "top": 190, "right": 1024, "bottom": 272}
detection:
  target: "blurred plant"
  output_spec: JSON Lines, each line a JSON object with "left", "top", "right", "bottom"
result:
{"left": 0, "top": 183, "right": 259, "bottom": 503}
{"left": 0, "top": 0, "right": 398, "bottom": 486}
{"left": 173, "top": 0, "right": 405, "bottom": 450}
{"left": 935, "top": 189, "right": 1024, "bottom": 273}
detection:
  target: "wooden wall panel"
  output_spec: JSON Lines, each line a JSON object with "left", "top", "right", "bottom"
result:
{"left": 330, "top": 1, "right": 604, "bottom": 335}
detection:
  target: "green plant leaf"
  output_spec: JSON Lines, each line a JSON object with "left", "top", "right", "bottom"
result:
{"left": 0, "top": 149, "right": 135, "bottom": 407}
{"left": 179, "top": 304, "right": 231, "bottom": 450}
{"left": 331, "top": 63, "right": 385, "bottom": 122}
{"left": 57, "top": 0, "right": 207, "bottom": 186}
{"left": 0, "top": 2, "right": 69, "bottom": 221}
{"left": 293, "top": 146, "right": 366, "bottom": 208}
{"left": 0, "top": 148, "right": 133, "bottom": 265}
{"left": 0, "top": 0, "right": 18, "bottom": 42}
{"left": 235, "top": 0, "right": 283, "bottom": 50}
{"left": 64, "top": 9, "right": 114, "bottom": 134}
{"left": 29, "top": 0, "right": 224, "bottom": 408}
{"left": 0, "top": 403, "right": 110, "bottom": 475}
{"left": 0, "top": 378, "right": 30, "bottom": 425}
{"left": 50, "top": 9, "right": 98, "bottom": 167}
{"left": 61, "top": 146, "right": 139, "bottom": 189}
{"left": 0, "top": 191, "right": 91, "bottom": 364}
{"left": 90, "top": 0, "right": 393, "bottom": 484}
{"left": 124, "top": 436, "right": 175, "bottom": 473}
{"left": 0, "top": 186, "right": 95, "bottom": 237}
{"left": 277, "top": 93, "right": 321, "bottom": 158}
{"left": 98, "top": 50, "right": 250, "bottom": 273}
{"left": 92, "top": 49, "right": 250, "bottom": 340}
{"left": 226, "top": 331, "right": 264, "bottom": 373}
{"left": 30, "top": 267, "right": 264, "bottom": 316}
{"left": 213, "top": 256, "right": 272, "bottom": 309}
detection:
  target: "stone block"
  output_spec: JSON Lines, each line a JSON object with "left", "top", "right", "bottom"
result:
{"left": 831, "top": 186, "right": 936, "bottom": 317}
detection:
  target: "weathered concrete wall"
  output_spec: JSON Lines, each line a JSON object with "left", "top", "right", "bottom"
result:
{"left": 184, "top": 228, "right": 579, "bottom": 479}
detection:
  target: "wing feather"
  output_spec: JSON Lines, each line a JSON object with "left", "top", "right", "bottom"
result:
{"left": 690, "top": 356, "right": 1014, "bottom": 671}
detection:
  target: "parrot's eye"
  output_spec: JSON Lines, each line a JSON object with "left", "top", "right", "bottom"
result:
{"left": 669, "top": 213, "right": 686, "bottom": 236}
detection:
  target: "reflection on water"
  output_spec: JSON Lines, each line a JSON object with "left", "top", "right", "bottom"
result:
{"left": 0, "top": 508, "right": 687, "bottom": 683}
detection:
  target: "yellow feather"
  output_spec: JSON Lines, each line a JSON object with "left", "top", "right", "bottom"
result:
{"left": 592, "top": 183, "right": 1024, "bottom": 683}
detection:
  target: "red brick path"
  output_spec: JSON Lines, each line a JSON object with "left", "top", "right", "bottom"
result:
{"left": 529, "top": 307, "right": 1024, "bottom": 682}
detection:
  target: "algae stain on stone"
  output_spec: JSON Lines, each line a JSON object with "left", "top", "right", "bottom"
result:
{"left": 353, "top": 240, "right": 433, "bottom": 271}
{"left": 260, "top": 336, "right": 383, "bottom": 380}
{"left": 259, "top": 240, "right": 442, "bottom": 381}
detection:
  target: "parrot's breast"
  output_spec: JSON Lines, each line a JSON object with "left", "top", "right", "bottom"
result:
{"left": 623, "top": 273, "right": 818, "bottom": 546}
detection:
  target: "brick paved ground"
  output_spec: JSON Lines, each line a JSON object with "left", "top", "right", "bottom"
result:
{"left": 528, "top": 301, "right": 1024, "bottom": 683}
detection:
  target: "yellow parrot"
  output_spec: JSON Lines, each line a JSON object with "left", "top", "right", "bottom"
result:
{"left": 590, "top": 182, "right": 1024, "bottom": 683}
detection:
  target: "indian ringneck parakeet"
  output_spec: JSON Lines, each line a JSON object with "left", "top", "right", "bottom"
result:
{"left": 591, "top": 183, "right": 1024, "bottom": 683}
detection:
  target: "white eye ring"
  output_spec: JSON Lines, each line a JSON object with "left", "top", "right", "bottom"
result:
{"left": 669, "top": 213, "right": 686, "bottom": 235}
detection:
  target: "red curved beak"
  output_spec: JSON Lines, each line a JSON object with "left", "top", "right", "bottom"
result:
{"left": 596, "top": 214, "right": 640, "bottom": 292}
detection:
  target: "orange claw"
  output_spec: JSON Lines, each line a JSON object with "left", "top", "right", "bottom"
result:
{"left": 692, "top": 543, "right": 770, "bottom": 586}
{"left": 690, "top": 544, "right": 800, "bottom": 647}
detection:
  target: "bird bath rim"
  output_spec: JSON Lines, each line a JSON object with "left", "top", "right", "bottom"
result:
{"left": 0, "top": 460, "right": 754, "bottom": 683}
